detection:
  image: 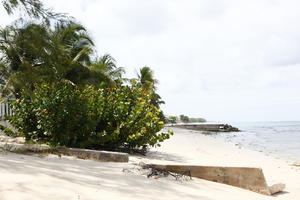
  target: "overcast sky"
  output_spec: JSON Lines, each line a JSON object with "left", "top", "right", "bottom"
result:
{"left": 1, "top": 0, "right": 300, "bottom": 122}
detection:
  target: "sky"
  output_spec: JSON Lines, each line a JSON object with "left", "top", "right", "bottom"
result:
{"left": 1, "top": 0, "right": 300, "bottom": 122}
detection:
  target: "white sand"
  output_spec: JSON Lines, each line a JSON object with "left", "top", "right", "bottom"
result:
{"left": 0, "top": 127, "right": 299, "bottom": 200}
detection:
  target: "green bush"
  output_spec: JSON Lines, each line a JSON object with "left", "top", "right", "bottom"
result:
{"left": 9, "top": 82, "right": 173, "bottom": 151}
{"left": 85, "top": 82, "right": 172, "bottom": 150}
{"left": 7, "top": 95, "right": 42, "bottom": 140}
{"left": 33, "top": 83, "right": 96, "bottom": 147}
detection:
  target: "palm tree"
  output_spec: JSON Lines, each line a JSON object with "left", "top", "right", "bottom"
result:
{"left": 87, "top": 54, "right": 125, "bottom": 87}
{"left": 137, "top": 66, "right": 158, "bottom": 91}
{"left": 0, "top": 20, "right": 126, "bottom": 97}
{"left": 136, "top": 66, "right": 165, "bottom": 121}
{"left": 0, "top": 20, "right": 95, "bottom": 97}
{"left": 52, "top": 21, "right": 94, "bottom": 65}
{"left": 52, "top": 21, "right": 95, "bottom": 85}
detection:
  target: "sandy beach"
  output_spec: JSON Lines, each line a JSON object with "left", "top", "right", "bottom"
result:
{"left": 0, "top": 127, "right": 299, "bottom": 200}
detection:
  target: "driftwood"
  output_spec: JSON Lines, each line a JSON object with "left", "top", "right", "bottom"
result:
{"left": 147, "top": 167, "right": 192, "bottom": 180}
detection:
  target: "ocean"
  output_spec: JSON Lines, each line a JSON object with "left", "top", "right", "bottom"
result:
{"left": 213, "top": 121, "right": 300, "bottom": 161}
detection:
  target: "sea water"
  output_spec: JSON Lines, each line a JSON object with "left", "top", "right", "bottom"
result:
{"left": 214, "top": 121, "right": 300, "bottom": 161}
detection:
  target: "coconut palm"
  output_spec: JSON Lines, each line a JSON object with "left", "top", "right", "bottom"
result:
{"left": 0, "top": 20, "right": 95, "bottom": 96}
{"left": 52, "top": 21, "right": 94, "bottom": 65}
{"left": 0, "top": 20, "right": 127, "bottom": 97}
{"left": 136, "top": 66, "right": 165, "bottom": 121}
{"left": 51, "top": 21, "right": 95, "bottom": 85}
{"left": 87, "top": 54, "right": 125, "bottom": 87}
{"left": 137, "top": 66, "right": 158, "bottom": 91}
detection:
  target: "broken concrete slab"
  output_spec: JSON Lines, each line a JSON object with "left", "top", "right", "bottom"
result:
{"left": 57, "top": 147, "right": 129, "bottom": 162}
{"left": 145, "top": 164, "right": 285, "bottom": 195}
{"left": 0, "top": 142, "right": 129, "bottom": 163}
{"left": 0, "top": 142, "right": 51, "bottom": 153}
{"left": 268, "top": 183, "right": 286, "bottom": 195}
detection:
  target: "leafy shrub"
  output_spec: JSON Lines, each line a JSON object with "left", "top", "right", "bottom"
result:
{"left": 85, "top": 82, "right": 172, "bottom": 150}
{"left": 33, "top": 83, "right": 96, "bottom": 146}
{"left": 9, "top": 82, "right": 172, "bottom": 151}
{"left": 7, "top": 95, "right": 42, "bottom": 140}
